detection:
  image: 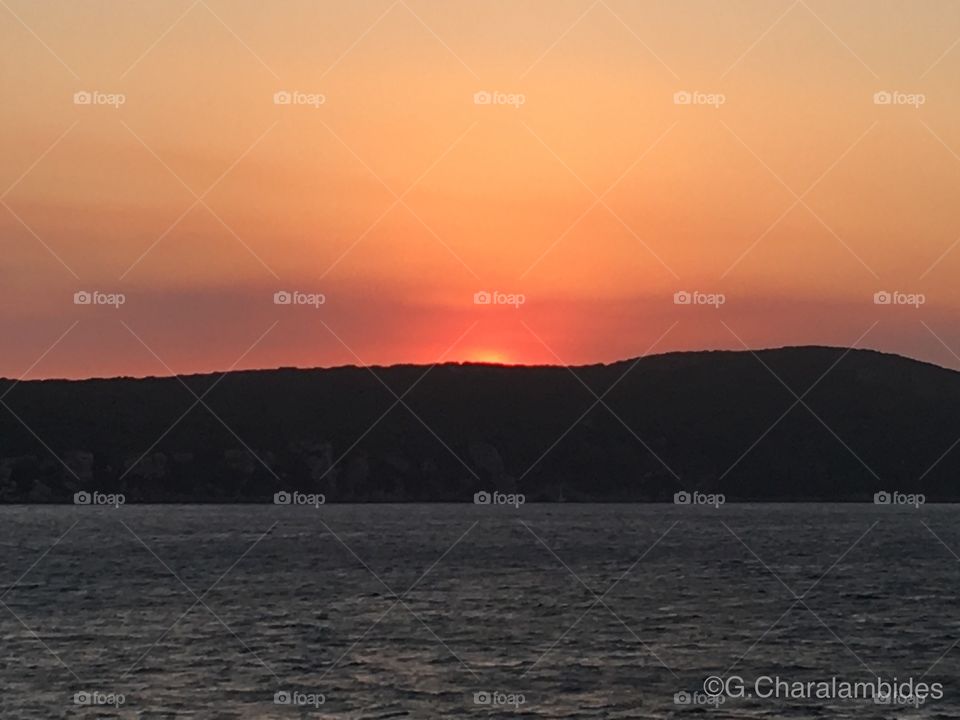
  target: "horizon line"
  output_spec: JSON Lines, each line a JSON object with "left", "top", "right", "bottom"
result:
{"left": 2, "top": 344, "right": 953, "bottom": 385}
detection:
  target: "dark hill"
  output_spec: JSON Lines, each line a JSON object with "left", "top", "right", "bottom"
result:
{"left": 1, "top": 346, "right": 959, "bottom": 502}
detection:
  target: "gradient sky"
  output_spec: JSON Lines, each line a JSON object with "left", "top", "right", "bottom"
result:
{"left": 3, "top": 0, "right": 960, "bottom": 379}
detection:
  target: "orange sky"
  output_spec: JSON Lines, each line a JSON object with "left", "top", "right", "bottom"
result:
{"left": 3, "top": 0, "right": 960, "bottom": 379}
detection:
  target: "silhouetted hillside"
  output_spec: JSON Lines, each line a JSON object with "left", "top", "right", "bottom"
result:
{"left": 2, "top": 346, "right": 959, "bottom": 502}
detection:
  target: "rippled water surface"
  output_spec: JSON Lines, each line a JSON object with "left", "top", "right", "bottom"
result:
{"left": 0, "top": 504, "right": 957, "bottom": 718}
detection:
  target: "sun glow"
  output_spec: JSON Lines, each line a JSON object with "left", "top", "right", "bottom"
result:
{"left": 468, "top": 349, "right": 511, "bottom": 365}
{"left": 4, "top": 1, "right": 960, "bottom": 380}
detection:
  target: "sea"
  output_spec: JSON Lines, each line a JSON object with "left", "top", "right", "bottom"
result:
{"left": 0, "top": 504, "right": 956, "bottom": 718}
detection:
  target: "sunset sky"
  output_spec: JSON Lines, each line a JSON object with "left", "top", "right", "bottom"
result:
{"left": 3, "top": 0, "right": 960, "bottom": 379}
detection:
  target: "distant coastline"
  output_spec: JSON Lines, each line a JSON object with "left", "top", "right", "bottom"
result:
{"left": 2, "top": 346, "right": 958, "bottom": 503}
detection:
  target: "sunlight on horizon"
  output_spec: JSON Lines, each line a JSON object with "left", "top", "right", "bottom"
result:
{"left": 3, "top": 0, "right": 960, "bottom": 377}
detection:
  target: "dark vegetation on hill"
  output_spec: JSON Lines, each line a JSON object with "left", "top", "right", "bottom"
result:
{"left": 1, "top": 346, "right": 958, "bottom": 502}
